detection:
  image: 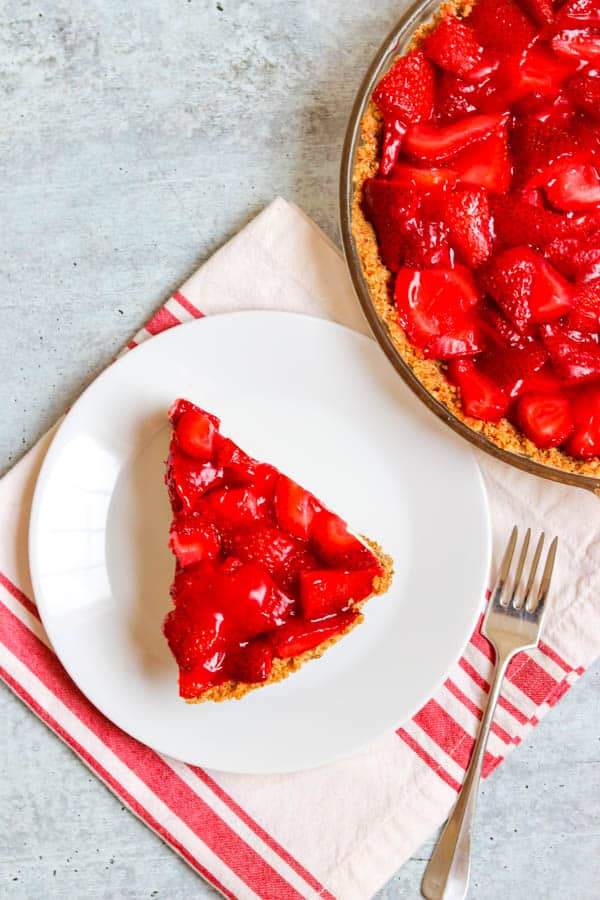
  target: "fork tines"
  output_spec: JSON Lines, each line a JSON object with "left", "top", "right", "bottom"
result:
{"left": 492, "top": 526, "right": 558, "bottom": 617}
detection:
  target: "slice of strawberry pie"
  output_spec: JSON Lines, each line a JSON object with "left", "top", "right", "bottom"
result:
{"left": 163, "top": 400, "right": 393, "bottom": 702}
{"left": 352, "top": 0, "right": 600, "bottom": 477}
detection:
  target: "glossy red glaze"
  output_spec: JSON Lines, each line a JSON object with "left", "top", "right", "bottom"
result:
{"left": 164, "top": 400, "right": 382, "bottom": 696}
{"left": 364, "top": 1, "right": 600, "bottom": 459}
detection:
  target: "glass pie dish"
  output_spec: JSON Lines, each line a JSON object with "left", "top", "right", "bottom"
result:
{"left": 339, "top": 0, "right": 600, "bottom": 496}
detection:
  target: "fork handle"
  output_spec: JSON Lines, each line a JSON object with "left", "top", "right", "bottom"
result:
{"left": 421, "top": 649, "right": 513, "bottom": 900}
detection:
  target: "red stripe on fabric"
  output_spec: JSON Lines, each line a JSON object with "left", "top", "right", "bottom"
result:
{"left": 444, "top": 679, "right": 516, "bottom": 746}
{"left": 127, "top": 339, "right": 138, "bottom": 349}
{"left": 546, "top": 679, "right": 571, "bottom": 707}
{"left": 482, "top": 755, "right": 503, "bottom": 779}
{"left": 458, "top": 657, "right": 529, "bottom": 725}
{"left": 397, "top": 728, "right": 461, "bottom": 793}
{"left": 538, "top": 641, "right": 572, "bottom": 674}
{"left": 0, "top": 603, "right": 306, "bottom": 900}
{"left": 469, "top": 627, "right": 494, "bottom": 662}
{"left": 458, "top": 656, "right": 490, "bottom": 692}
{"left": 506, "top": 656, "right": 559, "bottom": 706}
{"left": 0, "top": 572, "right": 40, "bottom": 620}
{"left": 413, "top": 700, "right": 501, "bottom": 772}
{"left": 144, "top": 307, "right": 181, "bottom": 335}
{"left": 173, "top": 291, "right": 204, "bottom": 319}
{"left": 576, "top": 666, "right": 585, "bottom": 676}
{"left": 191, "top": 767, "right": 335, "bottom": 900}
{"left": 498, "top": 694, "right": 529, "bottom": 726}
{"left": 0, "top": 666, "right": 236, "bottom": 900}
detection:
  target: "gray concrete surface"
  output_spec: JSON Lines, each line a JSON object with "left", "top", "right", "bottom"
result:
{"left": 1, "top": 1, "right": 599, "bottom": 897}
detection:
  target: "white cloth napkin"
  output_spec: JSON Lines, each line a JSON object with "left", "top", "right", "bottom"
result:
{"left": 1, "top": 198, "right": 598, "bottom": 900}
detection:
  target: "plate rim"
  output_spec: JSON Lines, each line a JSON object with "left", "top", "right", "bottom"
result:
{"left": 28, "top": 309, "right": 491, "bottom": 773}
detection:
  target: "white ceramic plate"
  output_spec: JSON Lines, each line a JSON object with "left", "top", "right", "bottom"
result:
{"left": 29, "top": 311, "right": 491, "bottom": 773}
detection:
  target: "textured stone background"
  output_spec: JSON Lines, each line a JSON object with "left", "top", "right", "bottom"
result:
{"left": 1, "top": 1, "right": 599, "bottom": 897}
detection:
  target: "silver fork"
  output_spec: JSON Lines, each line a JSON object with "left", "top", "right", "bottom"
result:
{"left": 421, "top": 527, "right": 559, "bottom": 900}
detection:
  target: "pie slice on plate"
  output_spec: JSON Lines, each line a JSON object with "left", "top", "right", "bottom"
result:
{"left": 163, "top": 399, "right": 393, "bottom": 702}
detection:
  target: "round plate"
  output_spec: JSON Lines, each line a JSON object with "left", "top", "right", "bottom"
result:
{"left": 29, "top": 311, "right": 491, "bottom": 773}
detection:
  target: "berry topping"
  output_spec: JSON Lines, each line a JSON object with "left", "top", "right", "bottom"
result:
{"left": 362, "top": 0, "right": 600, "bottom": 463}
{"left": 163, "top": 401, "right": 389, "bottom": 698}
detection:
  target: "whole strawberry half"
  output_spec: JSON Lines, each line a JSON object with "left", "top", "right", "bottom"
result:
{"left": 481, "top": 246, "right": 574, "bottom": 330}
{"left": 447, "top": 358, "right": 509, "bottom": 422}
{"left": 362, "top": 178, "right": 418, "bottom": 271}
{"left": 469, "top": 0, "right": 538, "bottom": 52}
{"left": 395, "top": 265, "right": 483, "bottom": 358}
{"left": 444, "top": 187, "right": 493, "bottom": 268}
{"left": 422, "top": 12, "right": 499, "bottom": 81}
{"left": 373, "top": 49, "right": 435, "bottom": 124}
{"left": 516, "top": 392, "right": 574, "bottom": 448}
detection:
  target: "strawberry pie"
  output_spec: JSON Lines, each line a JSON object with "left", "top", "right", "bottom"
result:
{"left": 163, "top": 400, "right": 393, "bottom": 702}
{"left": 353, "top": 0, "right": 600, "bottom": 475}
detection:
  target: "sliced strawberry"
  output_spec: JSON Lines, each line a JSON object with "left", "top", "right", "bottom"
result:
{"left": 404, "top": 113, "right": 506, "bottom": 163}
{"left": 516, "top": 392, "right": 574, "bottom": 448}
{"left": 310, "top": 510, "right": 377, "bottom": 569}
{"left": 517, "top": 365, "right": 564, "bottom": 395}
{"left": 217, "top": 561, "right": 294, "bottom": 641}
{"left": 178, "top": 652, "right": 227, "bottom": 698}
{"left": 447, "top": 358, "right": 509, "bottom": 421}
{"left": 227, "top": 639, "right": 273, "bottom": 684}
{"left": 564, "top": 384, "right": 600, "bottom": 456}
{"left": 401, "top": 217, "right": 454, "bottom": 269}
{"left": 478, "top": 341, "right": 549, "bottom": 397}
{"left": 175, "top": 408, "right": 217, "bottom": 460}
{"left": 517, "top": 0, "right": 554, "bottom": 25}
{"left": 199, "top": 486, "right": 265, "bottom": 528}
{"left": 274, "top": 475, "right": 318, "bottom": 539}
{"left": 272, "top": 610, "right": 359, "bottom": 659}
{"left": 276, "top": 547, "right": 320, "bottom": 595}
{"left": 566, "top": 65, "right": 600, "bottom": 122}
{"left": 394, "top": 265, "right": 481, "bottom": 350}
{"left": 568, "top": 283, "right": 600, "bottom": 331}
{"left": 422, "top": 12, "right": 499, "bottom": 81}
{"left": 469, "top": 0, "right": 537, "bottom": 53}
{"left": 373, "top": 49, "right": 435, "bottom": 123}
{"left": 424, "top": 320, "right": 485, "bottom": 359}
{"left": 444, "top": 187, "right": 492, "bottom": 268}
{"left": 168, "top": 399, "right": 220, "bottom": 430}
{"left": 448, "top": 127, "right": 512, "bottom": 193}
{"left": 510, "top": 118, "right": 590, "bottom": 187}
{"left": 551, "top": 29, "right": 600, "bottom": 62}
{"left": 554, "top": 0, "right": 600, "bottom": 28}
{"left": 390, "top": 163, "right": 458, "bottom": 193}
{"left": 167, "top": 453, "right": 225, "bottom": 512}
{"left": 570, "top": 234, "right": 600, "bottom": 281}
{"left": 214, "top": 438, "right": 258, "bottom": 484}
{"left": 362, "top": 178, "right": 418, "bottom": 271}
{"left": 299, "top": 568, "right": 379, "bottom": 620}
{"left": 479, "top": 301, "right": 538, "bottom": 349}
{"left": 546, "top": 160, "right": 600, "bottom": 212}
{"left": 482, "top": 247, "right": 573, "bottom": 330}
{"left": 229, "top": 525, "right": 302, "bottom": 578}
{"left": 565, "top": 423, "right": 600, "bottom": 457}
{"left": 434, "top": 72, "right": 481, "bottom": 123}
{"left": 163, "top": 600, "right": 227, "bottom": 671}
{"left": 169, "top": 517, "right": 221, "bottom": 568}
{"left": 380, "top": 118, "right": 408, "bottom": 176}
{"left": 540, "top": 322, "right": 600, "bottom": 383}
{"left": 491, "top": 192, "right": 573, "bottom": 246}
{"left": 478, "top": 45, "right": 577, "bottom": 113}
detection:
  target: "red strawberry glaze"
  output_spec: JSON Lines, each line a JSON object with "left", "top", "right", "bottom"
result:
{"left": 164, "top": 400, "right": 385, "bottom": 698}
{"left": 363, "top": 0, "right": 600, "bottom": 460}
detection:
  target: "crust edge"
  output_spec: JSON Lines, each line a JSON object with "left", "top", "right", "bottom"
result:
{"left": 182, "top": 538, "right": 394, "bottom": 703}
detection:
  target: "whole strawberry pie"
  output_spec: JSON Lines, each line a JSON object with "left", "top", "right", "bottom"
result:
{"left": 163, "top": 400, "right": 393, "bottom": 702}
{"left": 353, "top": 0, "right": 600, "bottom": 475}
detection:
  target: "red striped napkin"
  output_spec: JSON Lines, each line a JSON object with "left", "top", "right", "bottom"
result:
{"left": 2, "top": 198, "right": 599, "bottom": 900}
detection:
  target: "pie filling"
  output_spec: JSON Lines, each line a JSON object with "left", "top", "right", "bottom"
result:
{"left": 362, "top": 0, "right": 600, "bottom": 459}
{"left": 163, "top": 400, "right": 390, "bottom": 700}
